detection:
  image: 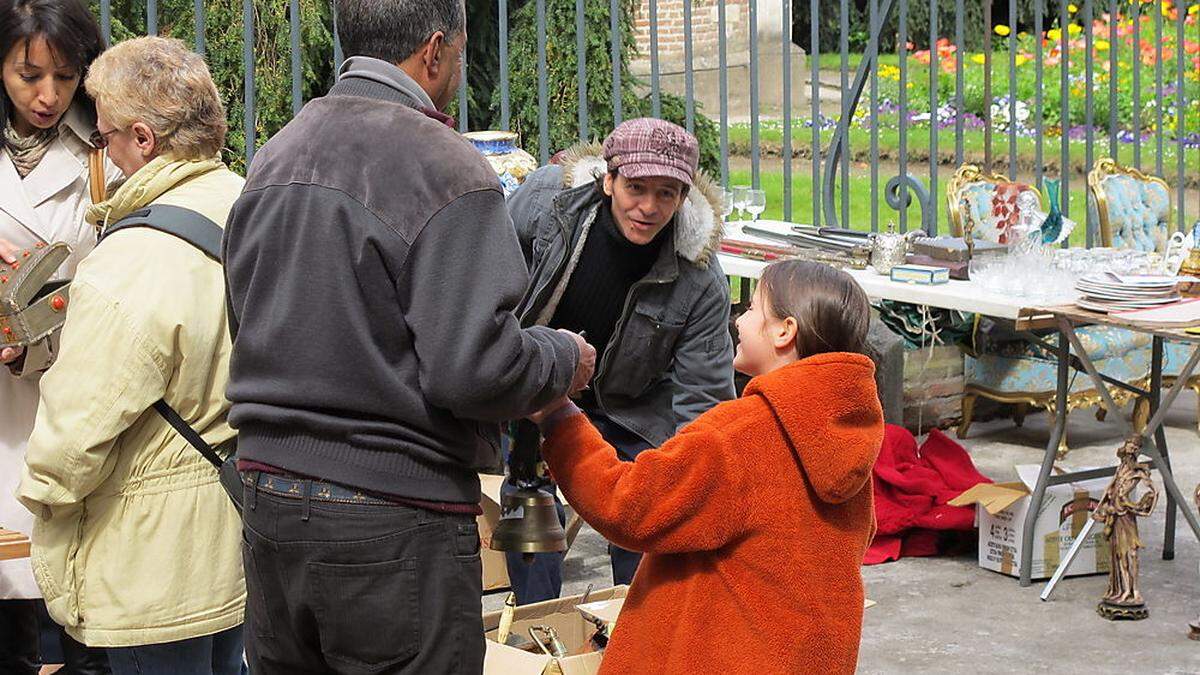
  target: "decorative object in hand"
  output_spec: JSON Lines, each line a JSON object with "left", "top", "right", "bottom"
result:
{"left": 463, "top": 131, "right": 538, "bottom": 197}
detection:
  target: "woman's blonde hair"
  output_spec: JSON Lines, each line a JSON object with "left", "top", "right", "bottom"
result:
{"left": 84, "top": 36, "right": 226, "bottom": 159}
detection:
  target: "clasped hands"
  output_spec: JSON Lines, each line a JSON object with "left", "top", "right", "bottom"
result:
{"left": 529, "top": 329, "right": 595, "bottom": 425}
{"left": 0, "top": 238, "right": 23, "bottom": 365}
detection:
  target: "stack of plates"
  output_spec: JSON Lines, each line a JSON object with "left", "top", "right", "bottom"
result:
{"left": 1075, "top": 274, "right": 1182, "bottom": 313}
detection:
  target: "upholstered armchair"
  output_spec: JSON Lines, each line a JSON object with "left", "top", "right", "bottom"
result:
{"left": 1089, "top": 158, "right": 1199, "bottom": 432}
{"left": 950, "top": 164, "right": 1152, "bottom": 453}
{"left": 946, "top": 164, "right": 1041, "bottom": 244}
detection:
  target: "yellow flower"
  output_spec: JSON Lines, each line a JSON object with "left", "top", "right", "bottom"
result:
{"left": 971, "top": 53, "right": 987, "bottom": 65}
{"left": 995, "top": 24, "right": 1011, "bottom": 37}
{"left": 1068, "top": 3, "right": 1078, "bottom": 11}
{"left": 1191, "top": 4, "right": 1200, "bottom": 15}
{"left": 1096, "top": 39, "right": 1111, "bottom": 51}
{"left": 1015, "top": 54, "right": 1030, "bottom": 66}
{"left": 1048, "top": 28, "right": 1062, "bottom": 41}
{"left": 1067, "top": 23, "right": 1082, "bottom": 36}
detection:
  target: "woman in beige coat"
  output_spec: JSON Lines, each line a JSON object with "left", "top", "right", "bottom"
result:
{"left": 17, "top": 36, "right": 245, "bottom": 674}
{"left": 0, "top": 1, "right": 119, "bottom": 672}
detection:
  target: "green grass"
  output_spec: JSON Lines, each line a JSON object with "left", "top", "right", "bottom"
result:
{"left": 814, "top": 53, "right": 901, "bottom": 72}
{"left": 727, "top": 167, "right": 1094, "bottom": 248}
{"left": 726, "top": 124, "right": 1200, "bottom": 178}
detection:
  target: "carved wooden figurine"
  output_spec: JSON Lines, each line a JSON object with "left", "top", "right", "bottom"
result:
{"left": 1093, "top": 435, "right": 1158, "bottom": 621}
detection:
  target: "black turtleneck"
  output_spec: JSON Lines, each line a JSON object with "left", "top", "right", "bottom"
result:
{"left": 549, "top": 202, "right": 669, "bottom": 402}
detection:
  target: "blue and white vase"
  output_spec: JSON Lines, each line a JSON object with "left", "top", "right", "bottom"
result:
{"left": 463, "top": 131, "right": 538, "bottom": 197}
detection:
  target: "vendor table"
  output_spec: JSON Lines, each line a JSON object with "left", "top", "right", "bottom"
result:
{"left": 719, "top": 220, "right": 1199, "bottom": 588}
{"left": 0, "top": 528, "right": 30, "bottom": 561}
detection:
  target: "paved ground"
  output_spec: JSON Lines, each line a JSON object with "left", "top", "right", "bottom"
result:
{"left": 491, "top": 393, "right": 1200, "bottom": 674}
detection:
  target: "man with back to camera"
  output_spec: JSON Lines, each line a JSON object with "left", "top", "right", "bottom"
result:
{"left": 221, "top": 0, "right": 595, "bottom": 671}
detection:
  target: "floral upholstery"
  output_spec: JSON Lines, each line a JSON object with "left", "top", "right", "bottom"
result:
{"left": 966, "top": 326, "right": 1152, "bottom": 395}
{"left": 1088, "top": 173, "right": 1171, "bottom": 253}
{"left": 956, "top": 181, "right": 1040, "bottom": 245}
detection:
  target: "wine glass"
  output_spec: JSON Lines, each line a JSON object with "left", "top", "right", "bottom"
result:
{"left": 745, "top": 189, "right": 767, "bottom": 222}
{"left": 721, "top": 189, "right": 735, "bottom": 223}
{"left": 731, "top": 185, "right": 750, "bottom": 222}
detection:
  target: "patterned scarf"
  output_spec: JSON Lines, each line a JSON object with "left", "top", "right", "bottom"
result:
{"left": 3, "top": 119, "right": 58, "bottom": 178}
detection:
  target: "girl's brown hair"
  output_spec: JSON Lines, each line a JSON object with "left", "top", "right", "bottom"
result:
{"left": 758, "top": 260, "right": 870, "bottom": 359}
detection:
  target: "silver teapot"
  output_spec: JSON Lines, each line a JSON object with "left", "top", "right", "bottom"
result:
{"left": 869, "top": 222, "right": 924, "bottom": 275}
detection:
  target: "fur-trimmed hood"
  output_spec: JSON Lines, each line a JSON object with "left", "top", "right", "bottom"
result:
{"left": 556, "top": 142, "right": 724, "bottom": 268}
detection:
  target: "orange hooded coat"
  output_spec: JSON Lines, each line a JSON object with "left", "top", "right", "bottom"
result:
{"left": 541, "top": 352, "right": 884, "bottom": 675}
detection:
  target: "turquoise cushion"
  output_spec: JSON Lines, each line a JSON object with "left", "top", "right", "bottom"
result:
{"left": 1095, "top": 174, "right": 1170, "bottom": 252}
{"left": 967, "top": 326, "right": 1152, "bottom": 395}
{"left": 1164, "top": 340, "right": 1200, "bottom": 378}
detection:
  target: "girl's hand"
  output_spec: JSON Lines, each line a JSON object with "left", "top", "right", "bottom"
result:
{"left": 0, "top": 239, "right": 20, "bottom": 264}
{"left": 1, "top": 346, "right": 24, "bottom": 365}
{"left": 528, "top": 396, "right": 571, "bottom": 425}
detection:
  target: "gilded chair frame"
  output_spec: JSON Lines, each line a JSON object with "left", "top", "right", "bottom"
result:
{"left": 945, "top": 164, "right": 1014, "bottom": 238}
{"left": 1088, "top": 157, "right": 1172, "bottom": 251}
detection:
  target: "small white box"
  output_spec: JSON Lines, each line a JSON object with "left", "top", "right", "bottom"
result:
{"left": 949, "top": 465, "right": 1111, "bottom": 580}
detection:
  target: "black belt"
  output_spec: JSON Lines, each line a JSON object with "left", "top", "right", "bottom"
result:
{"left": 241, "top": 471, "right": 396, "bottom": 506}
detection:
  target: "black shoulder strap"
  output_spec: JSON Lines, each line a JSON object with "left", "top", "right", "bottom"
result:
{"left": 101, "top": 204, "right": 223, "bottom": 261}
{"left": 152, "top": 400, "right": 223, "bottom": 469}
{"left": 102, "top": 205, "right": 229, "bottom": 466}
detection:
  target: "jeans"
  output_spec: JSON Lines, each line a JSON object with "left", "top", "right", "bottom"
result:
{"left": 0, "top": 599, "right": 111, "bottom": 675}
{"left": 505, "top": 412, "right": 648, "bottom": 605}
{"left": 106, "top": 626, "right": 244, "bottom": 675}
{"left": 240, "top": 472, "right": 485, "bottom": 674}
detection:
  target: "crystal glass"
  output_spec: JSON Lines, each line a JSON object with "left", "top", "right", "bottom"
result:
{"left": 731, "top": 185, "right": 751, "bottom": 222}
{"left": 721, "top": 189, "right": 735, "bottom": 222}
{"left": 745, "top": 189, "right": 767, "bottom": 222}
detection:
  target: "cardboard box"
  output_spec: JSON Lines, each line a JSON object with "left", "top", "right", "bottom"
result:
{"left": 478, "top": 475, "right": 583, "bottom": 593}
{"left": 483, "top": 586, "right": 629, "bottom": 675}
{"left": 949, "top": 465, "right": 1111, "bottom": 580}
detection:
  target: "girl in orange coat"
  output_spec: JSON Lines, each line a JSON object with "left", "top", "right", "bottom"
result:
{"left": 531, "top": 259, "right": 884, "bottom": 675}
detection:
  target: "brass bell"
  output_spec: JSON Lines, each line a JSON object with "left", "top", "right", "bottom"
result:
{"left": 489, "top": 486, "right": 567, "bottom": 556}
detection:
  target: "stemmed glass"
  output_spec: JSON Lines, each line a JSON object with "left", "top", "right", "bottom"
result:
{"left": 745, "top": 189, "right": 767, "bottom": 222}
{"left": 731, "top": 185, "right": 750, "bottom": 222}
{"left": 721, "top": 189, "right": 735, "bottom": 223}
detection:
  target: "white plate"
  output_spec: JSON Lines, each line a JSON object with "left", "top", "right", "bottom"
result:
{"left": 1077, "top": 298, "right": 1183, "bottom": 313}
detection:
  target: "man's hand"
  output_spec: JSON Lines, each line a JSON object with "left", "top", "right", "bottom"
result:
{"left": 528, "top": 397, "right": 571, "bottom": 425}
{"left": 0, "top": 238, "right": 20, "bottom": 264}
{"left": 558, "top": 329, "right": 596, "bottom": 397}
{"left": 1, "top": 346, "right": 24, "bottom": 365}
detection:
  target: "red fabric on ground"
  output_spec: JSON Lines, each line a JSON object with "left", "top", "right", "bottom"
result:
{"left": 865, "top": 425, "right": 992, "bottom": 565}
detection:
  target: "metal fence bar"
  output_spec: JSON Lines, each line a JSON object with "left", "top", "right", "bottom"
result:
{"left": 1035, "top": 0, "right": 1044, "bottom": 187}
{"left": 810, "top": 0, "right": 820, "bottom": 227}
{"left": 332, "top": 2, "right": 343, "bottom": 69}
{"left": 194, "top": 0, "right": 206, "bottom": 56}
{"left": 718, "top": 0, "right": 728, "bottom": 186}
{"left": 982, "top": 0, "right": 992, "bottom": 171}
{"left": 782, "top": 0, "right": 792, "bottom": 221}
{"left": 148, "top": 0, "right": 157, "bottom": 35}
{"left": 749, "top": 0, "right": 760, "bottom": 189}
{"left": 898, "top": 0, "right": 908, "bottom": 232}
{"left": 1132, "top": 0, "right": 1141, "bottom": 168}
{"left": 1108, "top": 0, "right": 1117, "bottom": 158}
{"left": 500, "top": 0, "right": 510, "bottom": 131}
{"left": 575, "top": 0, "right": 588, "bottom": 141}
{"left": 1084, "top": 0, "right": 1094, "bottom": 247}
{"left": 840, "top": 0, "right": 849, "bottom": 227}
{"left": 872, "top": 0, "right": 881, "bottom": 232}
{"left": 458, "top": 54, "right": 468, "bottom": 132}
{"left": 100, "top": 0, "right": 110, "bottom": 45}
{"left": 1177, "top": 0, "right": 1187, "bottom": 232}
{"left": 1059, "top": 0, "right": 1069, "bottom": 219}
{"left": 537, "top": 0, "right": 548, "bottom": 163}
{"left": 290, "top": 0, "right": 302, "bottom": 116}
{"left": 683, "top": 0, "right": 694, "bottom": 133}
{"left": 610, "top": 0, "right": 622, "bottom": 126}
{"left": 649, "top": 0, "right": 661, "bottom": 118}
{"left": 1155, "top": 3, "right": 1164, "bottom": 178}
{"left": 243, "top": 0, "right": 255, "bottom": 166}
{"left": 929, "top": 0, "right": 938, "bottom": 232}
{"left": 1007, "top": 0, "right": 1016, "bottom": 178}
{"left": 955, "top": 0, "right": 963, "bottom": 168}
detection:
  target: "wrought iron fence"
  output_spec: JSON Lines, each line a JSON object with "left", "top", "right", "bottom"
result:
{"left": 95, "top": 0, "right": 1198, "bottom": 244}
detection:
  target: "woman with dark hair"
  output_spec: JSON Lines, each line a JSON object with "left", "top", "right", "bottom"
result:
{"left": 0, "top": 1, "right": 117, "bottom": 673}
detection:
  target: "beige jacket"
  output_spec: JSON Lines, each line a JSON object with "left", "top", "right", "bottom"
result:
{"left": 17, "top": 155, "right": 245, "bottom": 647}
{"left": 0, "top": 105, "right": 121, "bottom": 600}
